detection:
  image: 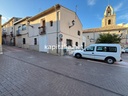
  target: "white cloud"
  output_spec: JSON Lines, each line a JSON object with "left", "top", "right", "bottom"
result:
{"left": 2, "top": 16, "right": 8, "bottom": 21}
{"left": 118, "top": 13, "right": 128, "bottom": 21}
{"left": 1, "top": 16, "right": 10, "bottom": 24}
{"left": 87, "top": 0, "right": 96, "bottom": 6}
{"left": 114, "top": 2, "right": 123, "bottom": 12}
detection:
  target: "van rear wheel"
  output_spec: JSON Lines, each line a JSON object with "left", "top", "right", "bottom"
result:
{"left": 105, "top": 57, "right": 115, "bottom": 64}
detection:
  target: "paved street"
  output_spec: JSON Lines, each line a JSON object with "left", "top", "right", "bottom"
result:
{"left": 0, "top": 45, "right": 128, "bottom": 96}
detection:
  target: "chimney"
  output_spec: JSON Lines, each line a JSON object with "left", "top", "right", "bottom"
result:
{"left": 0, "top": 14, "right": 3, "bottom": 54}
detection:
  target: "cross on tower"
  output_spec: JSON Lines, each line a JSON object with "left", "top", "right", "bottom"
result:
{"left": 108, "top": 0, "right": 110, "bottom": 5}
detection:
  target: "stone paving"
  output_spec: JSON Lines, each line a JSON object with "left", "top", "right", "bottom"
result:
{"left": 0, "top": 45, "right": 128, "bottom": 96}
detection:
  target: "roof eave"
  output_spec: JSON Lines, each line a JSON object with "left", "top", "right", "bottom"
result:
{"left": 2, "top": 17, "right": 14, "bottom": 27}
{"left": 14, "top": 17, "right": 31, "bottom": 25}
{"left": 83, "top": 27, "right": 128, "bottom": 33}
{"left": 28, "top": 4, "right": 61, "bottom": 21}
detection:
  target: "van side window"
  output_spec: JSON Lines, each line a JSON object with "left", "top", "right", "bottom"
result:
{"left": 86, "top": 46, "right": 95, "bottom": 51}
{"left": 96, "top": 46, "right": 117, "bottom": 52}
{"left": 107, "top": 47, "right": 117, "bottom": 52}
{"left": 96, "top": 46, "right": 106, "bottom": 52}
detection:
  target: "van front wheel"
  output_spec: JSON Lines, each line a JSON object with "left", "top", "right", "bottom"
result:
{"left": 105, "top": 57, "right": 115, "bottom": 64}
{"left": 75, "top": 53, "right": 82, "bottom": 58}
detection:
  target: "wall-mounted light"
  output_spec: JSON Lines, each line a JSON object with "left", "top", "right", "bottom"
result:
{"left": 69, "top": 20, "right": 75, "bottom": 28}
{"left": 90, "top": 38, "right": 95, "bottom": 42}
{"left": 119, "top": 33, "right": 123, "bottom": 38}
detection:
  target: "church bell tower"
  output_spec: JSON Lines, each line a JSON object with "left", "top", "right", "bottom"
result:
{"left": 102, "top": 5, "right": 116, "bottom": 27}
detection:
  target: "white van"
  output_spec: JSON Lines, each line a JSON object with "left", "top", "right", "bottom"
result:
{"left": 73, "top": 44, "right": 122, "bottom": 64}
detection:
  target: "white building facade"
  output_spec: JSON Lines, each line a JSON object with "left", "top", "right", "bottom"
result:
{"left": 2, "top": 4, "right": 83, "bottom": 55}
{"left": 28, "top": 4, "right": 83, "bottom": 55}
{"left": 14, "top": 17, "right": 31, "bottom": 49}
{"left": 2, "top": 17, "right": 21, "bottom": 46}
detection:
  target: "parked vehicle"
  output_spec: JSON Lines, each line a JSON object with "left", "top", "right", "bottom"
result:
{"left": 125, "top": 47, "right": 128, "bottom": 52}
{"left": 73, "top": 44, "right": 122, "bottom": 64}
{"left": 121, "top": 47, "right": 125, "bottom": 53}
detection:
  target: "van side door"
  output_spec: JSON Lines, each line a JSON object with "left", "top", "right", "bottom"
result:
{"left": 94, "top": 46, "right": 107, "bottom": 60}
{"left": 83, "top": 46, "right": 95, "bottom": 59}
{"left": 94, "top": 46, "right": 117, "bottom": 60}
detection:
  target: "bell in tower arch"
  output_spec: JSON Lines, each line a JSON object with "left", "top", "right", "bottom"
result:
{"left": 107, "top": 6, "right": 111, "bottom": 16}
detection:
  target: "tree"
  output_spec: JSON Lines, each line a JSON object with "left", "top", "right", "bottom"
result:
{"left": 96, "top": 33, "right": 121, "bottom": 43}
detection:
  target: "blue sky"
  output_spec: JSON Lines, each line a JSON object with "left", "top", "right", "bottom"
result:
{"left": 0, "top": 0, "right": 128, "bottom": 29}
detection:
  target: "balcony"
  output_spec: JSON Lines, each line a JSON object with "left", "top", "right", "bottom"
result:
{"left": 10, "top": 32, "right": 13, "bottom": 37}
{"left": 16, "top": 30, "right": 21, "bottom": 36}
{"left": 38, "top": 26, "right": 46, "bottom": 35}
{"left": 2, "top": 32, "right": 7, "bottom": 38}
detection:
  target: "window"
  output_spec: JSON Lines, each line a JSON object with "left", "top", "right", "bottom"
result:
{"left": 108, "top": 19, "right": 111, "bottom": 25}
{"left": 75, "top": 42, "right": 78, "bottom": 46}
{"left": 82, "top": 42, "right": 85, "bottom": 49}
{"left": 10, "top": 32, "right": 13, "bottom": 37}
{"left": 18, "top": 26, "right": 21, "bottom": 31}
{"left": 107, "top": 47, "right": 117, "bottom": 52}
{"left": 87, "top": 36, "right": 89, "bottom": 39}
{"left": 22, "top": 24, "right": 26, "bottom": 30}
{"left": 78, "top": 31, "right": 80, "bottom": 36}
{"left": 96, "top": 46, "right": 117, "bottom": 52}
{"left": 96, "top": 46, "right": 106, "bottom": 52}
{"left": 41, "top": 20, "right": 45, "bottom": 26}
{"left": 66, "top": 39, "right": 72, "bottom": 47}
{"left": 23, "top": 38, "right": 26, "bottom": 44}
{"left": 34, "top": 38, "right": 37, "bottom": 45}
{"left": 86, "top": 46, "right": 95, "bottom": 51}
{"left": 50, "top": 21, "right": 53, "bottom": 27}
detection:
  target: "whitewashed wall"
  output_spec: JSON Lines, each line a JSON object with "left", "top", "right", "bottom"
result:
{"left": 60, "top": 7, "right": 83, "bottom": 48}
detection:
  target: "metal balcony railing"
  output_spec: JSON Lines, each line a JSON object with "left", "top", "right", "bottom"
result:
{"left": 38, "top": 26, "right": 46, "bottom": 35}
{"left": 16, "top": 30, "right": 21, "bottom": 36}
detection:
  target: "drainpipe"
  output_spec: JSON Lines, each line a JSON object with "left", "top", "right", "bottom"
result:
{"left": 0, "top": 14, "right": 3, "bottom": 54}
{"left": 13, "top": 22, "right": 16, "bottom": 46}
{"left": 55, "top": 5, "right": 59, "bottom": 54}
{"left": 127, "top": 28, "right": 128, "bottom": 45}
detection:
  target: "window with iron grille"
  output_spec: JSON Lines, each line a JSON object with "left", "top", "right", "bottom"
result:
{"left": 75, "top": 42, "right": 78, "bottom": 46}
{"left": 34, "top": 38, "right": 37, "bottom": 45}
{"left": 22, "top": 24, "right": 26, "bottom": 30}
{"left": 50, "top": 21, "right": 53, "bottom": 27}
{"left": 23, "top": 38, "right": 26, "bottom": 44}
{"left": 78, "top": 31, "right": 80, "bottom": 36}
{"left": 66, "top": 39, "right": 72, "bottom": 47}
